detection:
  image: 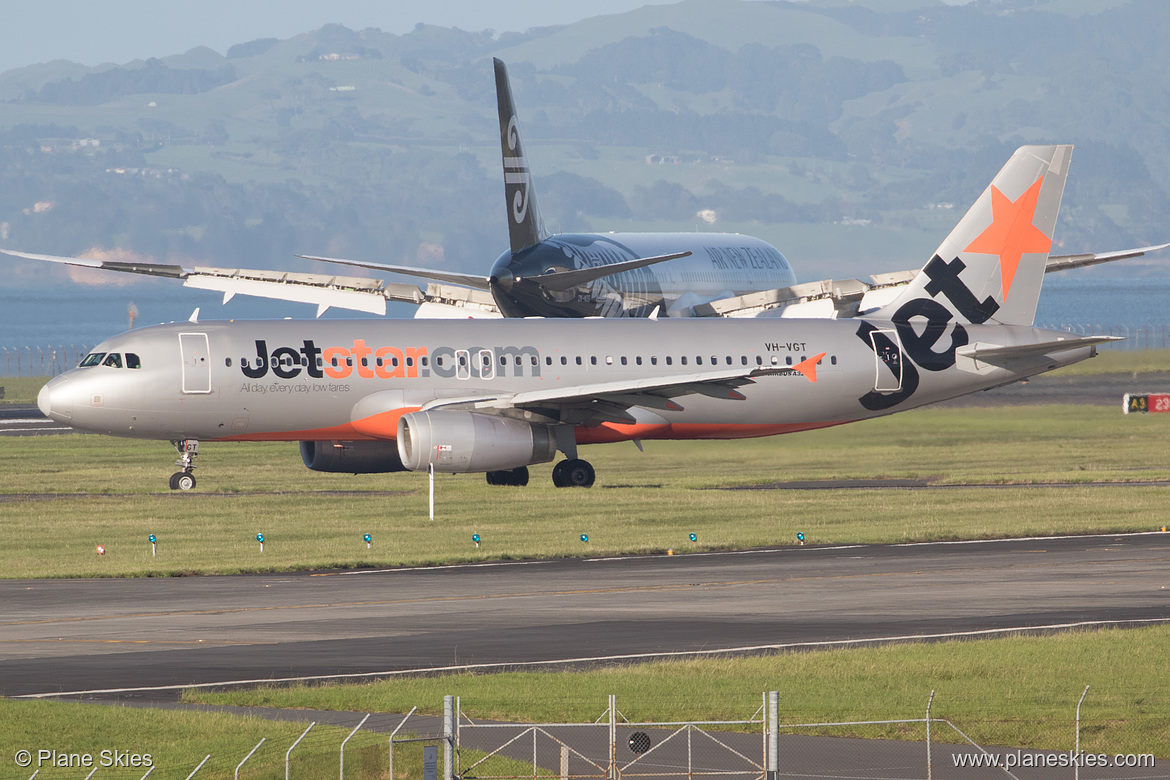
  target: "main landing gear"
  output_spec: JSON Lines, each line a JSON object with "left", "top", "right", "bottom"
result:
{"left": 483, "top": 459, "right": 596, "bottom": 487}
{"left": 552, "top": 458, "right": 595, "bottom": 488}
{"left": 169, "top": 439, "right": 198, "bottom": 491}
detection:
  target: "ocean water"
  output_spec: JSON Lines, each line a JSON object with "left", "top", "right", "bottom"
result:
{"left": 1, "top": 275, "right": 1168, "bottom": 371}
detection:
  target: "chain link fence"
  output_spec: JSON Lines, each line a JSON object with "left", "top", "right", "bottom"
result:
{"left": 1, "top": 345, "right": 91, "bottom": 377}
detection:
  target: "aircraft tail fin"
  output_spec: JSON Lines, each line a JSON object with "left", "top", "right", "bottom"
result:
{"left": 872, "top": 145, "right": 1072, "bottom": 327}
{"left": 495, "top": 58, "right": 547, "bottom": 255}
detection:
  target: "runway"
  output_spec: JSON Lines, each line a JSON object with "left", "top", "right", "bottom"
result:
{"left": 0, "top": 403, "right": 71, "bottom": 436}
{"left": 3, "top": 532, "right": 1168, "bottom": 698}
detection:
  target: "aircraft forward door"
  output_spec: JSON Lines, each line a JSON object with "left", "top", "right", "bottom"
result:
{"left": 179, "top": 332, "right": 212, "bottom": 394}
{"left": 868, "top": 328, "right": 903, "bottom": 393}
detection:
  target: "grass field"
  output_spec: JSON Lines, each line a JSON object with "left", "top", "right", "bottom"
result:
{"left": 4, "top": 388, "right": 1170, "bottom": 578}
{"left": 0, "top": 697, "right": 466, "bottom": 780}
{"left": 3, "top": 361, "right": 1169, "bottom": 767}
{"left": 180, "top": 625, "right": 1169, "bottom": 758}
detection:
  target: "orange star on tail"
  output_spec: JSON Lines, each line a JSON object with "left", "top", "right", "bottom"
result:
{"left": 963, "top": 177, "right": 1052, "bottom": 301}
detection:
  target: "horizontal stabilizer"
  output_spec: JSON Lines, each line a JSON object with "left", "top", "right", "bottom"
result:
{"left": 956, "top": 335, "right": 1122, "bottom": 365}
{"left": 526, "top": 251, "right": 692, "bottom": 292}
{"left": 298, "top": 254, "right": 493, "bottom": 290}
{"left": 1044, "top": 242, "right": 1170, "bottom": 273}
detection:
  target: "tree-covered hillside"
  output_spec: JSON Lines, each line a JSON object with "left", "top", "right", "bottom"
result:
{"left": 1, "top": 0, "right": 1167, "bottom": 285}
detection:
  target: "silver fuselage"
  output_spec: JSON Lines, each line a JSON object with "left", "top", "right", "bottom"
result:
{"left": 39, "top": 317, "right": 1090, "bottom": 446}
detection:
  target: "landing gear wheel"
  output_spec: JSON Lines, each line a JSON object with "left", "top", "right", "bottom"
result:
{"left": 554, "top": 459, "right": 595, "bottom": 488}
{"left": 170, "top": 472, "right": 196, "bottom": 491}
{"left": 169, "top": 439, "right": 199, "bottom": 491}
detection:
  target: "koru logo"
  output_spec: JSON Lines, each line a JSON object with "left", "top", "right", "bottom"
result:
{"left": 855, "top": 256, "right": 999, "bottom": 410}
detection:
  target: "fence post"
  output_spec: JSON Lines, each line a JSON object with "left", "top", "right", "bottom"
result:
{"left": 286, "top": 722, "right": 316, "bottom": 780}
{"left": 926, "top": 690, "right": 935, "bottom": 780}
{"left": 609, "top": 694, "right": 617, "bottom": 780}
{"left": 236, "top": 738, "right": 266, "bottom": 780}
{"left": 767, "top": 691, "right": 778, "bottom": 780}
{"left": 1075, "top": 685, "right": 1089, "bottom": 780}
{"left": 185, "top": 755, "right": 211, "bottom": 779}
{"left": 444, "top": 695, "right": 454, "bottom": 780}
{"left": 341, "top": 713, "right": 370, "bottom": 780}
{"left": 388, "top": 706, "right": 417, "bottom": 780}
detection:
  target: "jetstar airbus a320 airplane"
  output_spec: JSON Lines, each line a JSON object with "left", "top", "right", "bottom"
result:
{"left": 35, "top": 145, "right": 1137, "bottom": 490}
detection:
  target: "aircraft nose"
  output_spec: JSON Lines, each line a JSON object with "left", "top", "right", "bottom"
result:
{"left": 37, "top": 375, "right": 73, "bottom": 422}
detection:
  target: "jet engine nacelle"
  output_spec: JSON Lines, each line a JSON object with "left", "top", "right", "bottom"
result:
{"left": 397, "top": 411, "right": 557, "bottom": 473}
{"left": 300, "top": 440, "right": 407, "bottom": 474}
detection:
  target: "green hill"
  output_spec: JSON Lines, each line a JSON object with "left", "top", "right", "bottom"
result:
{"left": 1, "top": 0, "right": 1167, "bottom": 284}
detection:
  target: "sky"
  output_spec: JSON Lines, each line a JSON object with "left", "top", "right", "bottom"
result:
{"left": 0, "top": 0, "right": 675, "bottom": 74}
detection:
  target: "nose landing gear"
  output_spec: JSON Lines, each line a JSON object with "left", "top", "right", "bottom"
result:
{"left": 169, "top": 439, "right": 198, "bottom": 490}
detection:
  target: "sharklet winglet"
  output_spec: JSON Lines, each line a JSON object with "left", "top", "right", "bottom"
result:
{"left": 793, "top": 352, "right": 827, "bottom": 383}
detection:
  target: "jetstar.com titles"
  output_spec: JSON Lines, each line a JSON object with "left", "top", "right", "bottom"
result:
{"left": 238, "top": 339, "right": 541, "bottom": 381}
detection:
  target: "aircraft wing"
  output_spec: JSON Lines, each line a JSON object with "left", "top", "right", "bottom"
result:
{"left": 1, "top": 249, "right": 501, "bottom": 317}
{"left": 696, "top": 244, "right": 1169, "bottom": 319}
{"left": 420, "top": 358, "right": 822, "bottom": 425}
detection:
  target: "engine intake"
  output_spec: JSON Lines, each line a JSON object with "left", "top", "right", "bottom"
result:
{"left": 300, "top": 440, "right": 406, "bottom": 474}
{"left": 397, "top": 411, "right": 556, "bottom": 473}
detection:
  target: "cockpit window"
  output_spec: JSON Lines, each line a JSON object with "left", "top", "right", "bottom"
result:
{"left": 79, "top": 352, "right": 106, "bottom": 367}
{"left": 126, "top": 353, "right": 141, "bottom": 369}
{"left": 102, "top": 353, "right": 123, "bottom": 368}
